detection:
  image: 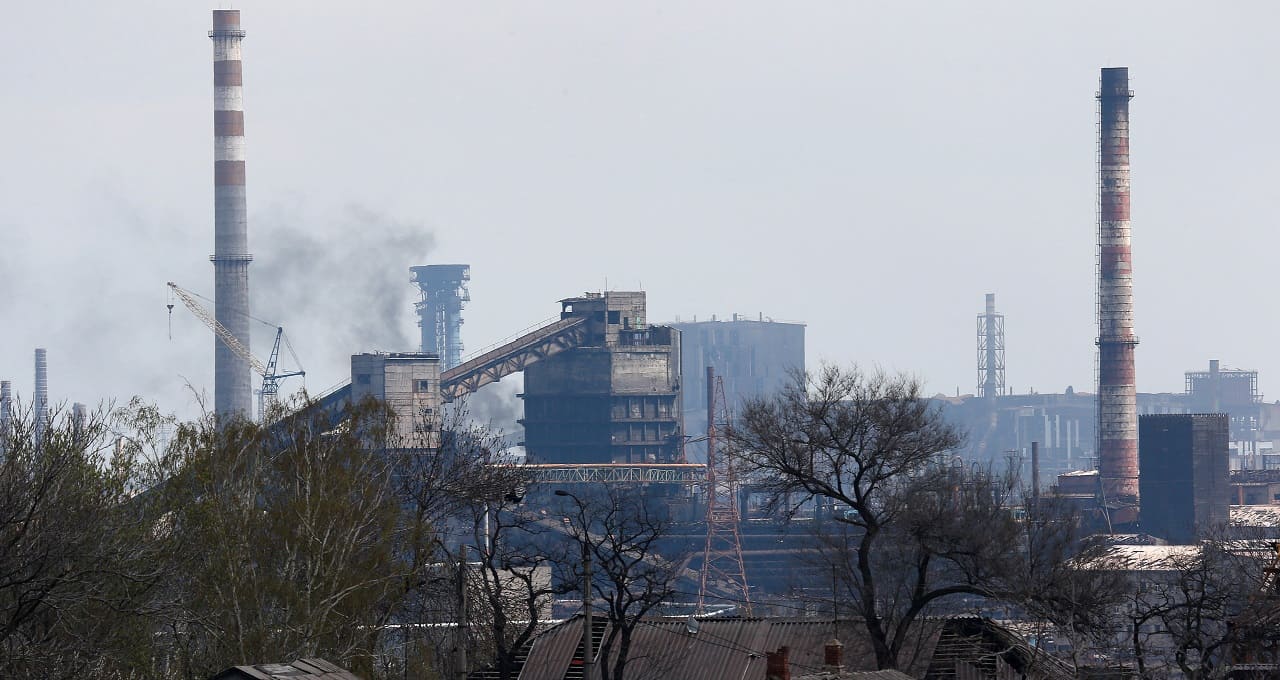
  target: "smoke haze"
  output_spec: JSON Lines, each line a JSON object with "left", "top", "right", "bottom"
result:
{"left": 253, "top": 203, "right": 435, "bottom": 394}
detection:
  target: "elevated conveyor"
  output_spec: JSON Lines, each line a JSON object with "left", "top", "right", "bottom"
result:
{"left": 281, "top": 315, "right": 590, "bottom": 430}
{"left": 440, "top": 315, "right": 589, "bottom": 402}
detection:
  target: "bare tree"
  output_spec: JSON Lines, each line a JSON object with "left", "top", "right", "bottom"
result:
{"left": 1125, "top": 537, "right": 1279, "bottom": 679}
{"left": 1009, "top": 496, "right": 1130, "bottom": 675}
{"left": 729, "top": 365, "right": 1029, "bottom": 670}
{"left": 558, "top": 486, "right": 684, "bottom": 680}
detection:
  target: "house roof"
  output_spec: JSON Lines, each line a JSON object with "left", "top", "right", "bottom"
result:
{"left": 209, "top": 658, "right": 360, "bottom": 680}
{"left": 516, "top": 617, "right": 875, "bottom": 680}
{"left": 798, "top": 671, "right": 914, "bottom": 680}
{"left": 497, "top": 614, "right": 1072, "bottom": 680}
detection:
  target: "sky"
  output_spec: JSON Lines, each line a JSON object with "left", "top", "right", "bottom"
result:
{"left": 2, "top": 2, "right": 1279, "bottom": 422}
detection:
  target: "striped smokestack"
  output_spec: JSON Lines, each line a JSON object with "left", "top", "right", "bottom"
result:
{"left": 1096, "top": 67, "right": 1139, "bottom": 500}
{"left": 210, "top": 10, "right": 253, "bottom": 417}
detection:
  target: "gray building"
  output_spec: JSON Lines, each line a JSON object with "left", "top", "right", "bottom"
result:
{"left": 672, "top": 316, "right": 805, "bottom": 460}
{"left": 521, "top": 292, "right": 683, "bottom": 464}
{"left": 1139, "top": 413, "right": 1230, "bottom": 544}
{"left": 350, "top": 352, "right": 442, "bottom": 449}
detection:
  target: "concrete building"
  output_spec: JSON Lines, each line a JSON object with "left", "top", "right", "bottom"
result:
{"left": 521, "top": 292, "right": 682, "bottom": 464}
{"left": 1139, "top": 413, "right": 1230, "bottom": 543}
{"left": 672, "top": 315, "right": 804, "bottom": 457}
{"left": 350, "top": 352, "right": 442, "bottom": 449}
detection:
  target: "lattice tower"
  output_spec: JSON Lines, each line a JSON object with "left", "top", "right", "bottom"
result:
{"left": 697, "top": 366, "right": 752, "bottom": 615}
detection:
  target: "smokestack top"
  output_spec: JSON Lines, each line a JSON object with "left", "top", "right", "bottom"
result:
{"left": 985, "top": 293, "right": 995, "bottom": 314}
{"left": 212, "top": 9, "right": 241, "bottom": 28}
{"left": 211, "top": 10, "right": 245, "bottom": 39}
{"left": 1098, "top": 67, "right": 1132, "bottom": 98}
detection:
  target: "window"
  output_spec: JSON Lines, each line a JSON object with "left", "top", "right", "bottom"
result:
{"left": 608, "top": 310, "right": 621, "bottom": 325}
{"left": 415, "top": 379, "right": 431, "bottom": 392}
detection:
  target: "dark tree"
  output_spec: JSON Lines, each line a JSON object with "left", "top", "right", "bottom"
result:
{"left": 558, "top": 486, "right": 683, "bottom": 680}
{"left": 0, "top": 400, "right": 173, "bottom": 679}
{"left": 730, "top": 365, "right": 1025, "bottom": 670}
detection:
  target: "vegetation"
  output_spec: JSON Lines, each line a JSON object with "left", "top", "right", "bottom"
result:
{"left": 3, "top": 367, "right": 1279, "bottom": 679}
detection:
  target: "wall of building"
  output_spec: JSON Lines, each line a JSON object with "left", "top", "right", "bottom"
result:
{"left": 350, "top": 352, "right": 442, "bottom": 449}
{"left": 522, "top": 292, "right": 682, "bottom": 464}
{"left": 672, "top": 317, "right": 805, "bottom": 460}
{"left": 1139, "top": 413, "right": 1229, "bottom": 544}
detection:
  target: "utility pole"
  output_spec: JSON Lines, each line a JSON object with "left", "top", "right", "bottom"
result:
{"left": 556, "top": 488, "right": 595, "bottom": 679}
{"left": 583, "top": 544, "right": 594, "bottom": 680}
{"left": 455, "top": 548, "right": 468, "bottom": 680}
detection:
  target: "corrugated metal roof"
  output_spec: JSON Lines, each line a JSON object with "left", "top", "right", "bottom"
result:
{"left": 1232, "top": 504, "right": 1280, "bottom": 527}
{"left": 797, "top": 671, "right": 914, "bottom": 680}
{"left": 210, "top": 657, "right": 361, "bottom": 680}
{"left": 516, "top": 616, "right": 877, "bottom": 680}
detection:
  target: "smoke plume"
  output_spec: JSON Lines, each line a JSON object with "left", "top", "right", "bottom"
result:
{"left": 253, "top": 203, "right": 435, "bottom": 390}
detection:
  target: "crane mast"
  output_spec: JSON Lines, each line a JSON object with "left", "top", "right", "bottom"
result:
{"left": 167, "top": 282, "right": 303, "bottom": 419}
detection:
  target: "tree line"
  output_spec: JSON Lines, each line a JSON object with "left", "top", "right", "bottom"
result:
{"left": 2, "top": 366, "right": 1278, "bottom": 679}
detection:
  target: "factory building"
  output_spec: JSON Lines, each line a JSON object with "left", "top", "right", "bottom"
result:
{"left": 671, "top": 315, "right": 805, "bottom": 460}
{"left": 521, "top": 292, "right": 682, "bottom": 464}
{"left": 350, "top": 352, "right": 442, "bottom": 449}
{"left": 1139, "top": 413, "right": 1230, "bottom": 543}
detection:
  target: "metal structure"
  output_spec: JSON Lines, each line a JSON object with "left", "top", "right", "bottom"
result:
{"left": 1096, "top": 67, "right": 1140, "bottom": 501}
{"left": 210, "top": 9, "right": 253, "bottom": 417}
{"left": 169, "top": 282, "right": 303, "bottom": 420}
{"left": 411, "top": 264, "right": 471, "bottom": 369}
{"left": 1185, "top": 359, "right": 1262, "bottom": 466}
{"left": 977, "top": 293, "right": 1005, "bottom": 398}
{"left": 440, "top": 316, "right": 588, "bottom": 401}
{"left": 698, "top": 367, "right": 751, "bottom": 615}
{"left": 34, "top": 348, "right": 48, "bottom": 447}
{"left": 522, "top": 292, "right": 683, "bottom": 465}
{"left": 522, "top": 463, "right": 705, "bottom": 485}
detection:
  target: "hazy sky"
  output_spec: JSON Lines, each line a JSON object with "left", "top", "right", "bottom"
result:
{"left": 2, "top": 2, "right": 1278, "bottom": 420}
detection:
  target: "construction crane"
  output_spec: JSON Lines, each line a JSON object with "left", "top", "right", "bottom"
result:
{"left": 167, "top": 282, "right": 304, "bottom": 420}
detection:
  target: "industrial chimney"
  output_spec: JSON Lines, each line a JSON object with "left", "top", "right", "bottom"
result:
{"left": 34, "top": 348, "right": 48, "bottom": 447}
{"left": 0, "top": 380, "right": 11, "bottom": 456}
{"left": 1096, "top": 67, "right": 1139, "bottom": 501}
{"left": 210, "top": 9, "right": 253, "bottom": 417}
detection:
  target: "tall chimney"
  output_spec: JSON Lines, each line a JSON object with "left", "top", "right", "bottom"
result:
{"left": 72, "top": 402, "right": 89, "bottom": 446}
{"left": 0, "top": 380, "right": 11, "bottom": 456}
{"left": 210, "top": 9, "right": 253, "bottom": 417}
{"left": 1096, "top": 67, "right": 1139, "bottom": 501}
{"left": 34, "top": 349, "right": 48, "bottom": 447}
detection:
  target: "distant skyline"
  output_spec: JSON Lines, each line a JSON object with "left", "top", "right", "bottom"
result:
{"left": 2, "top": 2, "right": 1278, "bottom": 419}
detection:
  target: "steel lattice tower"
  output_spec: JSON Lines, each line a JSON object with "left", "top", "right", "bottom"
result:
{"left": 976, "top": 293, "right": 1005, "bottom": 398}
{"left": 698, "top": 366, "right": 752, "bottom": 615}
{"left": 411, "top": 264, "right": 470, "bottom": 369}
